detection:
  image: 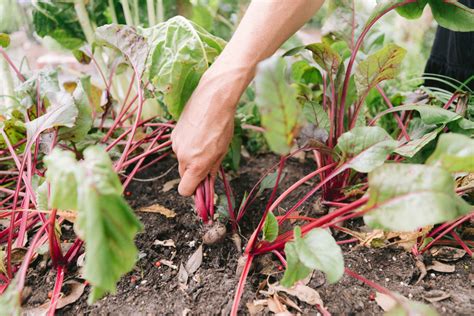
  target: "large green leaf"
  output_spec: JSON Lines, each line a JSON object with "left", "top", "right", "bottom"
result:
{"left": 255, "top": 56, "right": 301, "bottom": 155}
{"left": 364, "top": 164, "right": 472, "bottom": 231}
{"left": 395, "top": 0, "right": 428, "bottom": 19}
{"left": 281, "top": 227, "right": 344, "bottom": 287}
{"left": 336, "top": 126, "right": 397, "bottom": 173}
{"left": 426, "top": 133, "right": 474, "bottom": 173}
{"left": 96, "top": 24, "right": 150, "bottom": 78}
{"left": 144, "top": 16, "right": 226, "bottom": 118}
{"left": 303, "top": 101, "right": 330, "bottom": 132}
{"left": 58, "top": 80, "right": 93, "bottom": 142}
{"left": 355, "top": 44, "right": 406, "bottom": 97}
{"left": 32, "top": 0, "right": 109, "bottom": 49}
{"left": 429, "top": 0, "right": 474, "bottom": 32}
{"left": 44, "top": 146, "right": 142, "bottom": 303}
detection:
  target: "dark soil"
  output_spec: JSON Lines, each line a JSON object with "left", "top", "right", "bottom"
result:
{"left": 24, "top": 154, "right": 473, "bottom": 315}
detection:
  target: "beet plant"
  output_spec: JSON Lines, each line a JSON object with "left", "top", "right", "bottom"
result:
{"left": 225, "top": 1, "right": 474, "bottom": 314}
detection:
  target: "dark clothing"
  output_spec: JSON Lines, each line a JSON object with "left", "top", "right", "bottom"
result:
{"left": 424, "top": 0, "right": 474, "bottom": 91}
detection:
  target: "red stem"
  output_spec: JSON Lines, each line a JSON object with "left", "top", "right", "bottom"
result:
{"left": 230, "top": 254, "right": 254, "bottom": 316}
{"left": 47, "top": 265, "right": 65, "bottom": 316}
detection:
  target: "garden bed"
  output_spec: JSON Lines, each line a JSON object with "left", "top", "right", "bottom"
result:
{"left": 23, "top": 155, "right": 472, "bottom": 315}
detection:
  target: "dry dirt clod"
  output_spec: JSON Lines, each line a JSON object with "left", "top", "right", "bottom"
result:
{"left": 202, "top": 222, "right": 227, "bottom": 245}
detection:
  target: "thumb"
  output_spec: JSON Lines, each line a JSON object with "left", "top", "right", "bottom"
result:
{"left": 178, "top": 168, "right": 206, "bottom": 197}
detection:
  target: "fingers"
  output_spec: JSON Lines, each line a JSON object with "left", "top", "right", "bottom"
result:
{"left": 178, "top": 166, "right": 207, "bottom": 196}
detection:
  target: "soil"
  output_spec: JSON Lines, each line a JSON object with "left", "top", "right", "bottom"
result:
{"left": 23, "top": 154, "right": 473, "bottom": 315}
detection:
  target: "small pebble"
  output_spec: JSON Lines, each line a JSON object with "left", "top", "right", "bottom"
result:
{"left": 430, "top": 273, "right": 436, "bottom": 278}
{"left": 385, "top": 278, "right": 390, "bottom": 282}
{"left": 140, "top": 280, "right": 147, "bottom": 285}
{"left": 408, "top": 293, "right": 413, "bottom": 299}
{"left": 392, "top": 256, "right": 397, "bottom": 261}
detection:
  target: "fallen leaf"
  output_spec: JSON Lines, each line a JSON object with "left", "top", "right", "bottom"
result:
{"left": 185, "top": 245, "right": 203, "bottom": 275}
{"left": 177, "top": 263, "right": 188, "bottom": 285}
{"left": 375, "top": 292, "right": 398, "bottom": 311}
{"left": 11, "top": 248, "right": 28, "bottom": 264}
{"left": 153, "top": 239, "right": 176, "bottom": 247}
{"left": 247, "top": 300, "right": 266, "bottom": 315}
{"left": 431, "top": 246, "right": 466, "bottom": 262}
{"left": 162, "top": 178, "right": 180, "bottom": 192}
{"left": 427, "top": 261, "right": 455, "bottom": 273}
{"left": 267, "top": 294, "right": 288, "bottom": 314}
{"left": 160, "top": 259, "right": 178, "bottom": 270}
{"left": 137, "top": 204, "right": 176, "bottom": 218}
{"left": 423, "top": 290, "right": 451, "bottom": 303}
{"left": 272, "top": 283, "right": 324, "bottom": 307}
{"left": 279, "top": 294, "right": 302, "bottom": 312}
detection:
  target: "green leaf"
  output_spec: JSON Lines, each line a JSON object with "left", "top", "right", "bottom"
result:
{"left": 364, "top": 164, "right": 472, "bottom": 231}
{"left": 144, "top": 16, "right": 226, "bottom": 118}
{"left": 337, "top": 126, "right": 397, "bottom": 173}
{"left": 0, "top": 117, "right": 26, "bottom": 151}
{"left": 428, "top": 0, "right": 474, "bottom": 32}
{"left": 377, "top": 104, "right": 474, "bottom": 133}
{"left": 355, "top": 44, "right": 406, "bottom": 97}
{"left": 281, "top": 227, "right": 344, "bottom": 287}
{"left": 255, "top": 56, "right": 301, "bottom": 155}
{"left": 25, "top": 91, "right": 79, "bottom": 148}
{"left": 58, "top": 80, "right": 93, "bottom": 142}
{"left": 305, "top": 42, "right": 342, "bottom": 77}
{"left": 395, "top": 0, "right": 428, "bottom": 19}
{"left": 426, "top": 133, "right": 474, "bottom": 173}
{"left": 44, "top": 146, "right": 142, "bottom": 303}
{"left": 280, "top": 241, "right": 312, "bottom": 288}
{"left": 0, "top": 33, "right": 10, "bottom": 48}
{"left": 44, "top": 149, "right": 80, "bottom": 211}
{"left": 15, "top": 69, "right": 60, "bottom": 110}
{"left": 96, "top": 24, "right": 150, "bottom": 78}
{"left": 303, "top": 101, "right": 330, "bottom": 132}
{"left": 395, "top": 126, "right": 443, "bottom": 158}
{"left": 262, "top": 212, "right": 278, "bottom": 242}
{"left": 291, "top": 60, "right": 322, "bottom": 85}
{"left": 258, "top": 170, "right": 286, "bottom": 196}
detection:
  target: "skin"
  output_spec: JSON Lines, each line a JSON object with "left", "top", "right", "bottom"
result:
{"left": 171, "top": 0, "right": 325, "bottom": 196}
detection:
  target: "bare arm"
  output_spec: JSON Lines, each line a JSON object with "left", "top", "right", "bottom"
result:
{"left": 172, "top": 0, "right": 325, "bottom": 196}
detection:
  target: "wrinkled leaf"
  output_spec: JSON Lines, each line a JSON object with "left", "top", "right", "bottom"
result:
{"left": 364, "top": 164, "right": 472, "bottom": 231}
{"left": 426, "top": 133, "right": 474, "bottom": 173}
{"left": 255, "top": 56, "right": 301, "bottom": 155}
{"left": 263, "top": 212, "right": 278, "bottom": 242}
{"left": 25, "top": 91, "right": 78, "bottom": 148}
{"left": 303, "top": 101, "right": 330, "bottom": 133}
{"left": 145, "top": 16, "right": 226, "bottom": 118}
{"left": 355, "top": 44, "right": 406, "bottom": 97}
{"left": 96, "top": 24, "right": 150, "bottom": 78}
{"left": 337, "top": 126, "right": 397, "bottom": 173}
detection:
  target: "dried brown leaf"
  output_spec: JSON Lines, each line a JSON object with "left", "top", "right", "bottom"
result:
{"left": 375, "top": 292, "right": 397, "bottom": 311}
{"left": 160, "top": 259, "right": 178, "bottom": 270}
{"left": 137, "top": 204, "right": 176, "bottom": 218}
{"left": 427, "top": 260, "right": 455, "bottom": 273}
{"left": 431, "top": 246, "right": 467, "bottom": 262}
{"left": 185, "top": 245, "right": 203, "bottom": 274}
{"left": 162, "top": 178, "right": 180, "bottom": 192}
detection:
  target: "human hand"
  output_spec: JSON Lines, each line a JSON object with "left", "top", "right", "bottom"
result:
{"left": 171, "top": 59, "right": 250, "bottom": 196}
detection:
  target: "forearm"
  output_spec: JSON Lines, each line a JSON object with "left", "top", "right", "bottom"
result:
{"left": 210, "top": 0, "right": 325, "bottom": 105}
